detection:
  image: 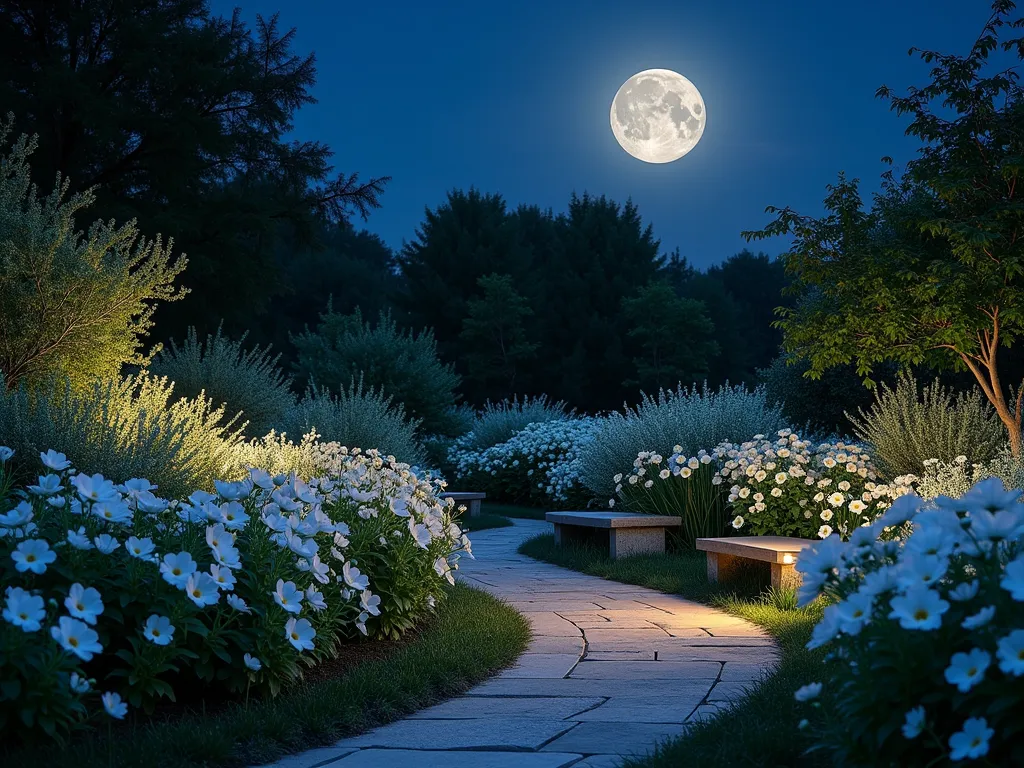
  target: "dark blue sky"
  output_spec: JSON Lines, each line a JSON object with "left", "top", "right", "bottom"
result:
{"left": 214, "top": 0, "right": 984, "bottom": 269}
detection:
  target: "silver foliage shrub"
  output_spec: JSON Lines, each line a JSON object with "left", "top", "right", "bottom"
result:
{"left": 465, "top": 395, "right": 568, "bottom": 450}
{"left": 0, "top": 374, "right": 243, "bottom": 498}
{"left": 847, "top": 373, "right": 1005, "bottom": 479}
{"left": 285, "top": 378, "right": 425, "bottom": 467}
{"left": 580, "top": 382, "right": 787, "bottom": 500}
{"left": 150, "top": 326, "right": 295, "bottom": 438}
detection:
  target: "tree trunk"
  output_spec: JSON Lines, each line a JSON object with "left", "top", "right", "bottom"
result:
{"left": 958, "top": 340, "right": 1023, "bottom": 459}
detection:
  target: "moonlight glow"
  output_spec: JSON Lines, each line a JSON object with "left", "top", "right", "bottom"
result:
{"left": 610, "top": 69, "right": 706, "bottom": 163}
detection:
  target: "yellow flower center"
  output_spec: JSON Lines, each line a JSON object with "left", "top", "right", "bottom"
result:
{"left": 26, "top": 554, "right": 36, "bottom": 562}
{"left": 968, "top": 666, "right": 977, "bottom": 676}
{"left": 69, "top": 637, "right": 79, "bottom": 647}
{"left": 153, "top": 629, "right": 161, "bottom": 637}
{"left": 192, "top": 589, "right": 201, "bottom": 598}
{"left": 76, "top": 602, "right": 84, "bottom": 611}
{"left": 172, "top": 568, "right": 181, "bottom": 576}
{"left": 914, "top": 609, "right": 929, "bottom": 621}
{"left": 291, "top": 632, "right": 299, "bottom": 640}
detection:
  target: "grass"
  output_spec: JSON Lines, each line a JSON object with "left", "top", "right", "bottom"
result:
{"left": 480, "top": 501, "right": 548, "bottom": 519}
{"left": 8, "top": 584, "right": 530, "bottom": 768}
{"left": 519, "top": 534, "right": 829, "bottom": 768}
{"left": 459, "top": 511, "right": 513, "bottom": 531}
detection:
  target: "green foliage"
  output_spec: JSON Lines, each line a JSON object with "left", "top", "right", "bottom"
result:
{"left": 847, "top": 373, "right": 1006, "bottom": 479}
{"left": 285, "top": 379, "right": 426, "bottom": 467}
{"left": 622, "top": 281, "right": 717, "bottom": 391}
{"left": 745, "top": 4, "right": 1024, "bottom": 454}
{"left": 0, "top": 6, "right": 388, "bottom": 340}
{"left": 459, "top": 273, "right": 539, "bottom": 393}
{"left": 759, "top": 354, "right": 891, "bottom": 436}
{"left": 0, "top": 117, "right": 186, "bottom": 390}
{"left": 292, "top": 308, "right": 461, "bottom": 437}
{"left": 150, "top": 327, "right": 295, "bottom": 438}
{"left": 580, "top": 383, "right": 787, "bottom": 500}
{"left": 0, "top": 374, "right": 242, "bottom": 499}
{"left": 465, "top": 395, "right": 568, "bottom": 450}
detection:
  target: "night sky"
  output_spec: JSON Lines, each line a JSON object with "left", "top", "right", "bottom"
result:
{"left": 212, "top": 0, "right": 984, "bottom": 269}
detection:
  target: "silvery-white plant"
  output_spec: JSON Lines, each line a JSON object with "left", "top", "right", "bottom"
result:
{"left": 793, "top": 479, "right": 1024, "bottom": 766}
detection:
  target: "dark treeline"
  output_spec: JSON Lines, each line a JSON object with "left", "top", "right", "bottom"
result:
{"left": 0, "top": 0, "right": 790, "bottom": 416}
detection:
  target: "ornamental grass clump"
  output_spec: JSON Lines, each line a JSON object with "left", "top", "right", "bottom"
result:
{"left": 465, "top": 395, "right": 568, "bottom": 451}
{"left": 612, "top": 447, "right": 727, "bottom": 547}
{"left": 448, "top": 418, "right": 600, "bottom": 507}
{"left": 719, "top": 430, "right": 911, "bottom": 540}
{"left": 580, "top": 382, "right": 786, "bottom": 501}
{"left": 0, "top": 445, "right": 470, "bottom": 744}
{"left": 793, "top": 479, "right": 1024, "bottom": 766}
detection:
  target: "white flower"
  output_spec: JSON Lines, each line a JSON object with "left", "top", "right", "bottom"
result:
{"left": 948, "top": 717, "right": 993, "bottom": 761}
{"left": 69, "top": 672, "right": 91, "bottom": 694}
{"left": 835, "top": 592, "right": 873, "bottom": 635}
{"left": 244, "top": 653, "right": 262, "bottom": 671}
{"left": 3, "top": 587, "right": 45, "bottom": 632}
{"left": 794, "top": 682, "right": 822, "bottom": 701}
{"left": 285, "top": 617, "right": 316, "bottom": 651}
{"left": 185, "top": 573, "right": 221, "bottom": 607}
{"left": 272, "top": 579, "right": 303, "bottom": 613}
{"left": 143, "top": 615, "right": 175, "bottom": 646}
{"left": 995, "top": 629, "right": 1024, "bottom": 676}
{"left": 360, "top": 589, "right": 382, "bottom": 616}
{"left": 67, "top": 527, "right": 94, "bottom": 550}
{"left": 65, "top": 583, "right": 104, "bottom": 625}
{"left": 902, "top": 706, "right": 925, "bottom": 739}
{"left": 827, "top": 492, "right": 845, "bottom": 507}
{"left": 817, "top": 525, "right": 833, "bottom": 539}
{"left": 1001, "top": 556, "right": 1024, "bottom": 600}
{"left": 305, "top": 586, "right": 327, "bottom": 611}
{"left": 28, "top": 474, "right": 64, "bottom": 496}
{"left": 227, "top": 593, "right": 251, "bottom": 613}
{"left": 731, "top": 515, "right": 744, "bottom": 530}
{"left": 93, "top": 534, "right": 120, "bottom": 555}
{"left": 961, "top": 605, "right": 995, "bottom": 630}
{"left": 160, "top": 551, "right": 197, "bottom": 589}
{"left": 92, "top": 499, "right": 132, "bottom": 524}
{"left": 819, "top": 509, "right": 834, "bottom": 522}
{"left": 126, "top": 536, "right": 155, "bottom": 560}
{"left": 209, "top": 564, "right": 236, "bottom": 591}
{"left": 51, "top": 616, "right": 103, "bottom": 661}
{"left": 944, "top": 648, "right": 990, "bottom": 692}
{"left": 40, "top": 449, "right": 71, "bottom": 470}
{"left": 888, "top": 587, "right": 949, "bottom": 631}
{"left": 102, "top": 691, "right": 128, "bottom": 719}
{"left": 343, "top": 562, "right": 369, "bottom": 591}
{"left": 949, "top": 581, "right": 980, "bottom": 602}
{"left": 0, "top": 501, "right": 33, "bottom": 528}
{"left": 12, "top": 539, "right": 56, "bottom": 574}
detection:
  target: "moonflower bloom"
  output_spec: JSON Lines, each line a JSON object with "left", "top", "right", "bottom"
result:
{"left": 888, "top": 587, "right": 949, "bottom": 631}
{"left": 67, "top": 527, "right": 94, "bottom": 550}
{"left": 944, "top": 648, "right": 990, "bottom": 692}
{"left": 126, "top": 536, "right": 155, "bottom": 560}
{"left": 360, "top": 590, "right": 381, "bottom": 616}
{"left": 160, "top": 551, "right": 198, "bottom": 589}
{"left": 902, "top": 706, "right": 925, "bottom": 739}
{"left": 227, "top": 593, "right": 252, "bottom": 613}
{"left": 185, "top": 573, "right": 221, "bottom": 607}
{"left": 40, "top": 449, "right": 71, "bottom": 471}
{"left": 1000, "top": 556, "right": 1024, "bottom": 600}
{"left": 143, "top": 615, "right": 175, "bottom": 645}
{"left": 285, "top": 617, "right": 316, "bottom": 651}
{"left": 794, "top": 682, "right": 822, "bottom": 701}
{"left": 93, "top": 534, "right": 120, "bottom": 555}
{"left": 272, "top": 579, "right": 303, "bottom": 613}
{"left": 244, "top": 653, "right": 262, "bottom": 671}
{"left": 995, "top": 629, "right": 1024, "bottom": 676}
{"left": 102, "top": 691, "right": 128, "bottom": 719}
{"left": 12, "top": 539, "right": 56, "bottom": 574}
{"left": 3, "top": 587, "right": 45, "bottom": 632}
{"left": 65, "top": 583, "right": 104, "bottom": 625}
{"left": 51, "top": 616, "right": 103, "bottom": 661}
{"left": 948, "top": 717, "right": 993, "bottom": 761}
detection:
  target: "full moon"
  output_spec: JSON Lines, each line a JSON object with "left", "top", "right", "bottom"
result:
{"left": 610, "top": 69, "right": 706, "bottom": 163}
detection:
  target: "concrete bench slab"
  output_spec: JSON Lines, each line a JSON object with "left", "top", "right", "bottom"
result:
{"left": 546, "top": 511, "right": 681, "bottom": 559}
{"left": 696, "top": 536, "right": 815, "bottom": 590}
{"left": 441, "top": 491, "right": 486, "bottom": 517}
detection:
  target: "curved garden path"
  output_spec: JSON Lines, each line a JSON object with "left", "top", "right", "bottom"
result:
{"left": 264, "top": 518, "right": 779, "bottom": 768}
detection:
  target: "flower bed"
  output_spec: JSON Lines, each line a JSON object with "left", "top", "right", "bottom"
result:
{"left": 448, "top": 418, "right": 600, "bottom": 508}
{"left": 794, "top": 478, "right": 1024, "bottom": 765}
{"left": 0, "top": 445, "right": 470, "bottom": 744}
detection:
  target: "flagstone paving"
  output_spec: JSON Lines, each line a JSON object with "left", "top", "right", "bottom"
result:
{"left": 260, "top": 519, "right": 779, "bottom": 768}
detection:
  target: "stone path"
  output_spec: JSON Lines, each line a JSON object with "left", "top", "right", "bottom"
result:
{"left": 263, "top": 519, "right": 778, "bottom": 768}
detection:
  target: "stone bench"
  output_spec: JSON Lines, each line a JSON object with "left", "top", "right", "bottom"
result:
{"left": 441, "top": 491, "right": 486, "bottom": 517}
{"left": 546, "top": 511, "right": 682, "bottom": 559}
{"left": 696, "top": 536, "right": 815, "bottom": 590}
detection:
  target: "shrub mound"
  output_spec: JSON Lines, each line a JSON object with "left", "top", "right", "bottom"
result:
{"left": 0, "top": 445, "right": 470, "bottom": 744}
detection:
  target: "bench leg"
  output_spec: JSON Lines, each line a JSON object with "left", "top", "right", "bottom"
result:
{"left": 706, "top": 552, "right": 746, "bottom": 583}
{"left": 771, "top": 562, "right": 801, "bottom": 591}
{"left": 468, "top": 499, "right": 481, "bottom": 517}
{"left": 553, "top": 523, "right": 563, "bottom": 546}
{"left": 609, "top": 527, "right": 665, "bottom": 559}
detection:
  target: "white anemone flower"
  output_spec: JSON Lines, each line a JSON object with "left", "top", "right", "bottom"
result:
{"left": 65, "top": 583, "right": 104, "bottom": 625}
{"left": 143, "top": 614, "right": 175, "bottom": 646}
{"left": 51, "top": 616, "right": 103, "bottom": 661}
{"left": 285, "top": 617, "right": 316, "bottom": 651}
{"left": 12, "top": 539, "right": 56, "bottom": 574}
{"left": 272, "top": 579, "right": 303, "bottom": 614}
{"left": 3, "top": 587, "right": 45, "bottom": 632}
